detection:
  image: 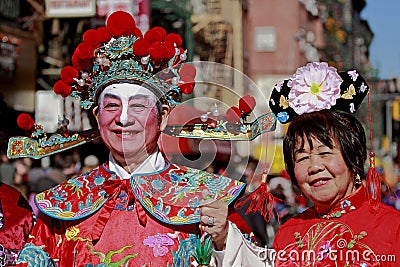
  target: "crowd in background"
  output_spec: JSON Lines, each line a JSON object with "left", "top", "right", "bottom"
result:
{"left": 0, "top": 149, "right": 100, "bottom": 216}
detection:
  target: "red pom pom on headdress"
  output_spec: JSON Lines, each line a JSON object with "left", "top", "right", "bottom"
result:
{"left": 74, "top": 43, "right": 94, "bottom": 61}
{"left": 179, "top": 64, "right": 197, "bottom": 77}
{"left": 132, "top": 28, "right": 143, "bottom": 38}
{"left": 149, "top": 42, "right": 164, "bottom": 62}
{"left": 177, "top": 64, "right": 196, "bottom": 94}
{"left": 17, "top": 113, "right": 35, "bottom": 131}
{"left": 226, "top": 106, "right": 242, "bottom": 123}
{"left": 144, "top": 27, "right": 167, "bottom": 44}
{"left": 60, "top": 66, "right": 78, "bottom": 84}
{"left": 54, "top": 80, "right": 72, "bottom": 97}
{"left": 163, "top": 42, "right": 176, "bottom": 59}
{"left": 165, "top": 33, "right": 182, "bottom": 47}
{"left": 72, "top": 43, "right": 94, "bottom": 71}
{"left": 96, "top": 26, "right": 112, "bottom": 44}
{"left": 72, "top": 54, "right": 92, "bottom": 71}
{"left": 239, "top": 95, "right": 256, "bottom": 113}
{"left": 106, "top": 11, "right": 136, "bottom": 37}
{"left": 178, "top": 76, "right": 195, "bottom": 94}
{"left": 83, "top": 29, "right": 99, "bottom": 47}
{"left": 133, "top": 38, "right": 151, "bottom": 57}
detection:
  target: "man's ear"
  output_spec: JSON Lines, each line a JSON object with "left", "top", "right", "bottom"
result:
{"left": 159, "top": 104, "right": 170, "bottom": 131}
{"left": 92, "top": 106, "right": 99, "bottom": 126}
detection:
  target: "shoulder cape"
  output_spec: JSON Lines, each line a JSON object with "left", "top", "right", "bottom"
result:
{"left": 35, "top": 161, "right": 245, "bottom": 225}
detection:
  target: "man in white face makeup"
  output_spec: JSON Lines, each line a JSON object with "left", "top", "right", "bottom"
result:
{"left": 15, "top": 11, "right": 271, "bottom": 267}
{"left": 94, "top": 83, "right": 169, "bottom": 175}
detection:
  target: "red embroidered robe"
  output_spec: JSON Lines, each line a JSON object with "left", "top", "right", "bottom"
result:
{"left": 0, "top": 182, "right": 34, "bottom": 266}
{"left": 16, "top": 161, "right": 250, "bottom": 267}
{"left": 273, "top": 186, "right": 400, "bottom": 267}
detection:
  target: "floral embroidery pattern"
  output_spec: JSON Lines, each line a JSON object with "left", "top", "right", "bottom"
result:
{"left": 287, "top": 62, "right": 342, "bottom": 115}
{"left": 277, "top": 221, "right": 378, "bottom": 266}
{"left": 65, "top": 226, "right": 91, "bottom": 242}
{"left": 321, "top": 198, "right": 355, "bottom": 219}
{"left": 35, "top": 163, "right": 244, "bottom": 225}
{"left": 16, "top": 243, "right": 57, "bottom": 267}
{"left": 171, "top": 233, "right": 198, "bottom": 267}
{"left": 143, "top": 233, "right": 175, "bottom": 257}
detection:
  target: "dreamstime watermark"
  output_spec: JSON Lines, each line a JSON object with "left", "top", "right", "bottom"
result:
{"left": 257, "top": 238, "right": 397, "bottom": 264}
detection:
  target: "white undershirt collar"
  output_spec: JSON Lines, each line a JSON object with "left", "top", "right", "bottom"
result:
{"left": 108, "top": 149, "right": 166, "bottom": 179}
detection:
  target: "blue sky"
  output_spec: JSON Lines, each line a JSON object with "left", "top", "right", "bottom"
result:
{"left": 361, "top": 0, "right": 400, "bottom": 79}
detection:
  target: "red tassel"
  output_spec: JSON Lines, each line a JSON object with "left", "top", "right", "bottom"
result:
{"left": 234, "top": 174, "right": 279, "bottom": 223}
{"left": 365, "top": 151, "right": 382, "bottom": 212}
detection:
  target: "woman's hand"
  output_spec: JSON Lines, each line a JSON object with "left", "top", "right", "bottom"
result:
{"left": 199, "top": 199, "right": 229, "bottom": 250}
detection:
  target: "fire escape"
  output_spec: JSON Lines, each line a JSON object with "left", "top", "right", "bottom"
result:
{"left": 191, "top": 0, "right": 234, "bottom": 102}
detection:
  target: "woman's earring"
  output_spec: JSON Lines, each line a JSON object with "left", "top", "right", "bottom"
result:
{"left": 354, "top": 174, "right": 361, "bottom": 186}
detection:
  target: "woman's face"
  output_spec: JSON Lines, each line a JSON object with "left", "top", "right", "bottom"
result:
{"left": 93, "top": 83, "right": 169, "bottom": 165}
{"left": 293, "top": 135, "right": 355, "bottom": 212}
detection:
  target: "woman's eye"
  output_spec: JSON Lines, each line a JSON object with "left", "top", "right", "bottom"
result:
{"left": 295, "top": 155, "right": 309, "bottom": 163}
{"left": 319, "top": 151, "right": 331, "bottom": 156}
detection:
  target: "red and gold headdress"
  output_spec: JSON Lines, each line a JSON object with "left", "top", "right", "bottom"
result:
{"left": 54, "top": 11, "right": 195, "bottom": 110}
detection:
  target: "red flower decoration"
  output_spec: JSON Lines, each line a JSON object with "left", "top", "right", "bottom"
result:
{"left": 179, "top": 75, "right": 195, "bottom": 94}
{"left": 165, "top": 33, "right": 182, "bottom": 47}
{"left": 239, "top": 95, "right": 256, "bottom": 113}
{"left": 60, "top": 66, "right": 78, "bottom": 84}
{"left": 106, "top": 11, "right": 136, "bottom": 37}
{"left": 225, "top": 106, "right": 242, "bottom": 123}
{"left": 133, "top": 38, "right": 151, "bottom": 57}
{"left": 17, "top": 113, "right": 35, "bottom": 131}
{"left": 54, "top": 80, "right": 72, "bottom": 97}
{"left": 179, "top": 64, "right": 196, "bottom": 78}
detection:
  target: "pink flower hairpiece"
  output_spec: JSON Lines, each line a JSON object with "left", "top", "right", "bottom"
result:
{"left": 287, "top": 62, "right": 343, "bottom": 115}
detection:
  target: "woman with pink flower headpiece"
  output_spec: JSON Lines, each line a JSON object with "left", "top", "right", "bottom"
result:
{"left": 268, "top": 62, "right": 400, "bottom": 266}
{"left": 218, "top": 62, "right": 400, "bottom": 266}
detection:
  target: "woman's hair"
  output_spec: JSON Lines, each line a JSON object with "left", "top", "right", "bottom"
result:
{"left": 283, "top": 110, "right": 367, "bottom": 185}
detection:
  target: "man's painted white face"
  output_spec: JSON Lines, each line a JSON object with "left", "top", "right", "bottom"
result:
{"left": 95, "top": 83, "right": 164, "bottom": 163}
{"left": 98, "top": 83, "right": 158, "bottom": 125}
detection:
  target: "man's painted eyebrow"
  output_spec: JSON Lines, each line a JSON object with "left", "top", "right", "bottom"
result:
{"left": 129, "top": 94, "right": 151, "bottom": 101}
{"left": 103, "top": 93, "right": 119, "bottom": 100}
{"left": 102, "top": 93, "right": 151, "bottom": 101}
